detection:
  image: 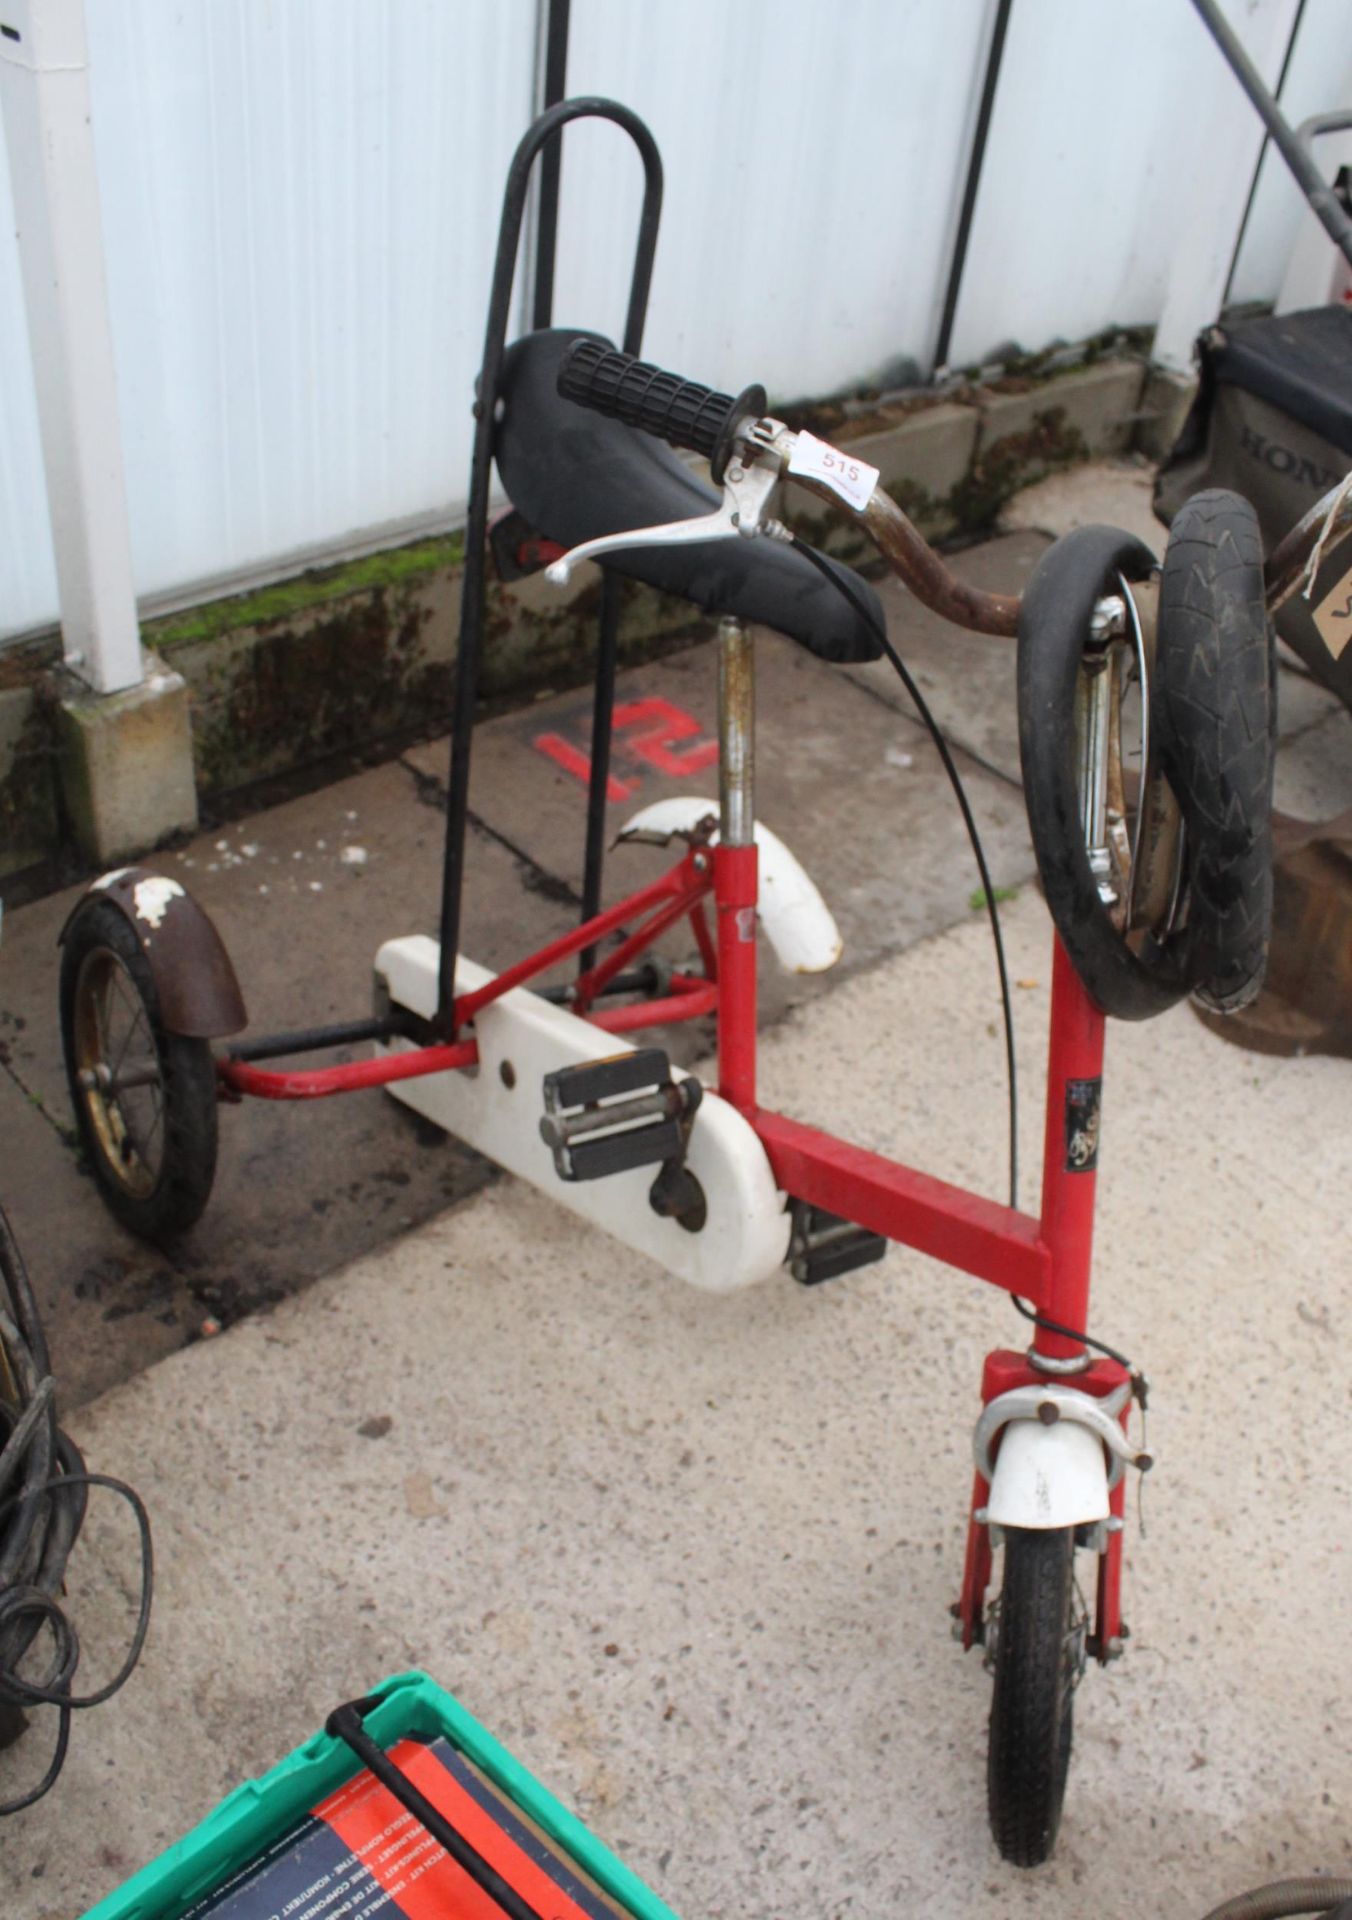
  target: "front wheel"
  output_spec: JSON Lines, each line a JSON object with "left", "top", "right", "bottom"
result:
{"left": 986, "top": 1526, "right": 1084, "bottom": 1867}
{"left": 1018, "top": 526, "right": 1193, "bottom": 1021}
{"left": 1155, "top": 489, "right": 1274, "bottom": 1014}
{"left": 60, "top": 897, "right": 219, "bottom": 1239}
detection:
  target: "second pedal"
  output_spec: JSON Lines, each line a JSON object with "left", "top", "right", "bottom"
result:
{"left": 788, "top": 1201, "right": 888, "bottom": 1285}
{"left": 540, "top": 1048, "right": 702, "bottom": 1183}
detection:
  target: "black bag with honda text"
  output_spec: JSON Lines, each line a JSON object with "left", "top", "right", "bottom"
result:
{"left": 1154, "top": 304, "right": 1352, "bottom": 711}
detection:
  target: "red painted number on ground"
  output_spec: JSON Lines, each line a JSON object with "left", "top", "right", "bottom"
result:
{"left": 534, "top": 697, "right": 717, "bottom": 798}
{"left": 533, "top": 733, "right": 636, "bottom": 802}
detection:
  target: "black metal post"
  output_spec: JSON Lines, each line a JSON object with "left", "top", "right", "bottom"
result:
{"left": 532, "top": 0, "right": 571, "bottom": 331}
{"left": 575, "top": 98, "right": 661, "bottom": 976}
{"left": 579, "top": 571, "right": 622, "bottom": 971}
{"left": 224, "top": 1015, "right": 417, "bottom": 1064}
{"left": 932, "top": 0, "right": 1013, "bottom": 374}
{"left": 1221, "top": 0, "right": 1309, "bottom": 307}
{"left": 1195, "top": 0, "right": 1352, "bottom": 293}
{"left": 436, "top": 99, "right": 663, "bottom": 1031}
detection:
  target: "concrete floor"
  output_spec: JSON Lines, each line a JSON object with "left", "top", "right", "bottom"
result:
{"left": 2, "top": 466, "right": 1351, "bottom": 1915}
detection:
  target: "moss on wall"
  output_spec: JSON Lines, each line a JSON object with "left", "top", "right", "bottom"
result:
{"left": 161, "top": 545, "right": 706, "bottom": 808}
{"left": 0, "top": 688, "right": 60, "bottom": 879}
{"left": 949, "top": 406, "right": 1089, "bottom": 534}
{"left": 0, "top": 351, "right": 1146, "bottom": 875}
{"left": 144, "top": 531, "right": 466, "bottom": 653}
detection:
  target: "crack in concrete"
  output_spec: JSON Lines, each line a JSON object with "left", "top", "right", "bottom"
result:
{"left": 0, "top": 1052, "right": 80, "bottom": 1150}
{"left": 843, "top": 666, "right": 1025, "bottom": 793}
{"left": 397, "top": 755, "right": 584, "bottom": 909}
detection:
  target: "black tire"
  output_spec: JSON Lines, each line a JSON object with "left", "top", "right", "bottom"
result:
{"left": 59, "top": 898, "right": 218, "bottom": 1238}
{"left": 1156, "top": 490, "right": 1275, "bottom": 1014}
{"left": 986, "top": 1526, "right": 1081, "bottom": 1867}
{"left": 1018, "top": 525, "right": 1193, "bottom": 1020}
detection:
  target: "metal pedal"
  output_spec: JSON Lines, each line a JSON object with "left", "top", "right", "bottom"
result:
{"left": 540, "top": 1047, "right": 702, "bottom": 1183}
{"left": 788, "top": 1201, "right": 887, "bottom": 1285}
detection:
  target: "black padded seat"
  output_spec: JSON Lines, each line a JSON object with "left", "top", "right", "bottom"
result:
{"left": 493, "top": 329, "right": 884, "bottom": 664}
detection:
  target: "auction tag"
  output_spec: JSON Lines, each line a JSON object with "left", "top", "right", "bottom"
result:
{"left": 1312, "top": 555, "right": 1352, "bottom": 660}
{"left": 787, "top": 430, "right": 879, "bottom": 512}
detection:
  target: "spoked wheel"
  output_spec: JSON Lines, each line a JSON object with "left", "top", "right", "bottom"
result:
{"left": 1018, "top": 525, "right": 1192, "bottom": 1020}
{"left": 60, "top": 898, "right": 218, "bottom": 1238}
{"left": 986, "top": 1526, "right": 1086, "bottom": 1867}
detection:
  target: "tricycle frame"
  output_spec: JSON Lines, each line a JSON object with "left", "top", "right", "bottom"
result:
{"left": 204, "top": 100, "right": 1134, "bottom": 1662}
{"left": 214, "top": 590, "right": 1128, "bottom": 1664}
{"left": 53, "top": 66, "right": 1326, "bottom": 1867}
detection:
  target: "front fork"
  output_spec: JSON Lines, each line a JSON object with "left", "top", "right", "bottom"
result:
{"left": 958, "top": 939, "right": 1134, "bottom": 1661}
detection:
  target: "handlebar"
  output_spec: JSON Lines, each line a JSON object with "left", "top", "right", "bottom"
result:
{"left": 557, "top": 339, "right": 766, "bottom": 482}
{"left": 554, "top": 344, "right": 1023, "bottom": 636}
{"left": 1264, "top": 471, "right": 1352, "bottom": 612}
{"left": 554, "top": 334, "right": 1352, "bottom": 638}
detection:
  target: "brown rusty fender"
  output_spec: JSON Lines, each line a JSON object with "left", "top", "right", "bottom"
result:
{"left": 60, "top": 867, "right": 248, "bottom": 1039}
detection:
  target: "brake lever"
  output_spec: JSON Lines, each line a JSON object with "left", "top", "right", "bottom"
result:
{"left": 544, "top": 436, "right": 791, "bottom": 586}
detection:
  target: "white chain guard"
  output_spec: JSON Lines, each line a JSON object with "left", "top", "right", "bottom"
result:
{"left": 374, "top": 938, "right": 790, "bottom": 1292}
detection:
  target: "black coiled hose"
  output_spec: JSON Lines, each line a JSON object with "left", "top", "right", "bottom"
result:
{"left": 0, "top": 1204, "right": 152, "bottom": 1813}
{"left": 1201, "top": 1884, "right": 1352, "bottom": 1920}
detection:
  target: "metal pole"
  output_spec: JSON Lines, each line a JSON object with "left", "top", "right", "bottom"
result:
{"left": 578, "top": 571, "right": 621, "bottom": 972}
{"left": 716, "top": 616, "right": 756, "bottom": 1111}
{"left": 931, "top": 0, "right": 1013, "bottom": 375}
{"left": 1034, "top": 939, "right": 1105, "bottom": 1369}
{"left": 1154, "top": 0, "right": 1299, "bottom": 373}
{"left": 1220, "top": 0, "right": 1310, "bottom": 305}
{"left": 574, "top": 74, "right": 664, "bottom": 977}
{"left": 436, "top": 100, "right": 663, "bottom": 1030}
{"left": 531, "top": 0, "right": 570, "bottom": 332}
{"left": 0, "top": 0, "right": 142, "bottom": 693}
{"left": 1192, "top": 0, "right": 1352, "bottom": 268}
{"left": 717, "top": 615, "right": 754, "bottom": 849}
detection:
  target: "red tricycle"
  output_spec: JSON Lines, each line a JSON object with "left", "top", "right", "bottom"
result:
{"left": 57, "top": 99, "right": 1281, "bottom": 1864}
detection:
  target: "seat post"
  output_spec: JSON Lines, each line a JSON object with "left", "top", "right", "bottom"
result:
{"left": 718, "top": 614, "right": 753, "bottom": 845}
{"left": 716, "top": 615, "right": 757, "bottom": 1109}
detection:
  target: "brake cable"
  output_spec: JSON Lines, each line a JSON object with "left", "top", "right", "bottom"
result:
{"left": 787, "top": 536, "right": 1019, "bottom": 1212}
{"left": 786, "top": 537, "right": 1151, "bottom": 1400}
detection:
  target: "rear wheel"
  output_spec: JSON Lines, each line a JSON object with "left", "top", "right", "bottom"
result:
{"left": 986, "top": 1526, "right": 1084, "bottom": 1867}
{"left": 60, "top": 899, "right": 218, "bottom": 1239}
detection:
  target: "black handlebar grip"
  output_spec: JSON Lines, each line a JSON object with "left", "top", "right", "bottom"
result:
{"left": 557, "top": 339, "right": 766, "bottom": 483}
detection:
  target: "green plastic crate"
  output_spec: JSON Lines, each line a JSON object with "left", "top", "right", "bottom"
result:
{"left": 83, "top": 1670, "right": 681, "bottom": 1920}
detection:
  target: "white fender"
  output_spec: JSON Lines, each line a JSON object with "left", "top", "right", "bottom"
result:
{"left": 986, "top": 1419, "right": 1110, "bottom": 1531}
{"left": 619, "top": 796, "right": 842, "bottom": 974}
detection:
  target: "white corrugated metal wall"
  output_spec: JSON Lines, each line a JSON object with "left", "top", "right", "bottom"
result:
{"left": 551, "top": 0, "right": 997, "bottom": 397}
{"left": 1, "top": 0, "right": 1348, "bottom": 644}
{"left": 949, "top": 0, "right": 1352, "bottom": 360}
{"left": 0, "top": 112, "right": 52, "bottom": 640}
{"left": 1, "top": 0, "right": 540, "bottom": 642}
